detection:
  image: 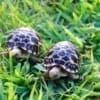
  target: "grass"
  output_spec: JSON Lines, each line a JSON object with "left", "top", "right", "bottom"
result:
{"left": 0, "top": 0, "right": 100, "bottom": 100}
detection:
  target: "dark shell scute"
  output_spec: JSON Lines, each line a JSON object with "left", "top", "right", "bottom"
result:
{"left": 53, "top": 54, "right": 59, "bottom": 59}
{"left": 16, "top": 42, "right": 25, "bottom": 47}
{"left": 58, "top": 50, "right": 65, "bottom": 56}
{"left": 54, "top": 60, "right": 60, "bottom": 64}
{"left": 14, "top": 38, "right": 20, "bottom": 42}
{"left": 67, "top": 49, "right": 75, "bottom": 54}
{"left": 31, "top": 37, "right": 38, "bottom": 44}
{"left": 19, "top": 34, "right": 25, "bottom": 38}
{"left": 54, "top": 60, "right": 65, "bottom": 65}
{"left": 59, "top": 60, "right": 65, "bottom": 65}
{"left": 22, "top": 38, "right": 29, "bottom": 43}
{"left": 71, "top": 55, "right": 78, "bottom": 63}
{"left": 26, "top": 44, "right": 33, "bottom": 51}
{"left": 62, "top": 56, "right": 69, "bottom": 61}
{"left": 26, "top": 35, "right": 30, "bottom": 39}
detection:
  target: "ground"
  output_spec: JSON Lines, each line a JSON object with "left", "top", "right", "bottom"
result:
{"left": 0, "top": 0, "right": 100, "bottom": 100}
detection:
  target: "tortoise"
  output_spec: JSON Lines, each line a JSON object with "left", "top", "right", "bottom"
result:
{"left": 3, "top": 27, "right": 41, "bottom": 61}
{"left": 43, "top": 41, "right": 80, "bottom": 80}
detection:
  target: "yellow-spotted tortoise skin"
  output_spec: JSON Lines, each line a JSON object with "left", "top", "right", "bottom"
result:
{"left": 7, "top": 27, "right": 40, "bottom": 54}
{"left": 44, "top": 41, "right": 80, "bottom": 73}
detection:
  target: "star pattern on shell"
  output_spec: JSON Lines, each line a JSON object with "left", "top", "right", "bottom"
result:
{"left": 44, "top": 41, "right": 80, "bottom": 74}
{"left": 7, "top": 27, "right": 40, "bottom": 55}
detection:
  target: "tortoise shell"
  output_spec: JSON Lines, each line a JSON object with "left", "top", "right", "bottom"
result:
{"left": 44, "top": 41, "right": 80, "bottom": 74}
{"left": 7, "top": 27, "right": 40, "bottom": 55}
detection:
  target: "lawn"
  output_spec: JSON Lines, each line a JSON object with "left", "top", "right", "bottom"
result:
{"left": 0, "top": 0, "right": 100, "bottom": 100}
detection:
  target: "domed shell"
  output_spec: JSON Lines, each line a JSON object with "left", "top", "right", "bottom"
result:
{"left": 7, "top": 27, "right": 40, "bottom": 54}
{"left": 44, "top": 41, "right": 80, "bottom": 73}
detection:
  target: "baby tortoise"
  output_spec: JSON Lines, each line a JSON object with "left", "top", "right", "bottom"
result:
{"left": 43, "top": 41, "right": 80, "bottom": 80}
{"left": 1, "top": 27, "right": 41, "bottom": 62}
